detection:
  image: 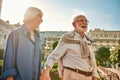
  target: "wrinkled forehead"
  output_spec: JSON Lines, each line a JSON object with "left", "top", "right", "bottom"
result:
{"left": 73, "top": 15, "right": 87, "bottom": 20}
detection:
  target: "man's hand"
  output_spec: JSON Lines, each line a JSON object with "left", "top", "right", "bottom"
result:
{"left": 40, "top": 65, "right": 51, "bottom": 80}
{"left": 92, "top": 77, "right": 99, "bottom": 80}
{"left": 6, "top": 76, "right": 14, "bottom": 80}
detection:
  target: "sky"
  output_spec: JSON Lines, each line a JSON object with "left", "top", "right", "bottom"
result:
{"left": 1, "top": 0, "right": 120, "bottom": 31}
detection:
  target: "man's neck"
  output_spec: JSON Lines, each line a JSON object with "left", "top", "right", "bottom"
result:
{"left": 74, "top": 30, "right": 85, "bottom": 38}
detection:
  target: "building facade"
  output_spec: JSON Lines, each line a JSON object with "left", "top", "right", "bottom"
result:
{"left": 87, "top": 28, "right": 120, "bottom": 51}
{"left": 0, "top": 19, "right": 14, "bottom": 49}
{"left": 0, "top": 0, "right": 2, "bottom": 18}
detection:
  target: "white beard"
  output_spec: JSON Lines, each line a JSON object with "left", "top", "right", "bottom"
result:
{"left": 76, "top": 26, "right": 85, "bottom": 33}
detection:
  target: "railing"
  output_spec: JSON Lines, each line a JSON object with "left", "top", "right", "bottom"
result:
{"left": 98, "top": 66, "right": 119, "bottom": 80}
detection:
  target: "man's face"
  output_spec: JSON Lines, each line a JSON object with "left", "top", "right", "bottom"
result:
{"left": 74, "top": 15, "right": 88, "bottom": 33}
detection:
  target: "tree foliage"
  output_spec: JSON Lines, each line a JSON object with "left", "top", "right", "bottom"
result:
{"left": 95, "top": 46, "right": 110, "bottom": 67}
{"left": 52, "top": 41, "right": 58, "bottom": 50}
{"left": 0, "top": 49, "right": 4, "bottom": 75}
{"left": 110, "top": 45, "right": 120, "bottom": 64}
{"left": 0, "top": 49, "right": 4, "bottom": 60}
{"left": 51, "top": 40, "right": 61, "bottom": 80}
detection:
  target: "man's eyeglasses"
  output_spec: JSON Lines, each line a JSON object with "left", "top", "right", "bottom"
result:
{"left": 75, "top": 19, "right": 89, "bottom": 23}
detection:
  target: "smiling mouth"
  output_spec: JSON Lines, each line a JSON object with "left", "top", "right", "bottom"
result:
{"left": 81, "top": 26, "right": 87, "bottom": 28}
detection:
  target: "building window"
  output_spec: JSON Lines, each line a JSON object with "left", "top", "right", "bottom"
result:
{"left": 107, "top": 41, "right": 109, "bottom": 43}
{"left": 113, "top": 41, "right": 115, "bottom": 43}
{"left": 109, "top": 34, "right": 112, "bottom": 38}
{"left": 92, "top": 34, "right": 95, "bottom": 37}
{"left": 114, "top": 33, "right": 117, "bottom": 38}
{"left": 104, "top": 34, "right": 108, "bottom": 37}
{"left": 100, "top": 34, "right": 103, "bottom": 37}
{"left": 119, "top": 35, "right": 120, "bottom": 38}
{"left": 96, "top": 34, "right": 98, "bottom": 37}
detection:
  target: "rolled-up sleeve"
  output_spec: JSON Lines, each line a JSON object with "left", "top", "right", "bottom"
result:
{"left": 1, "top": 31, "right": 17, "bottom": 79}
{"left": 45, "top": 41, "right": 67, "bottom": 68}
{"left": 1, "top": 68, "right": 17, "bottom": 80}
{"left": 89, "top": 45, "right": 98, "bottom": 77}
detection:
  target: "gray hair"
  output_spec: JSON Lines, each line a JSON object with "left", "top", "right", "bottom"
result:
{"left": 23, "top": 7, "right": 43, "bottom": 22}
{"left": 72, "top": 15, "right": 86, "bottom": 23}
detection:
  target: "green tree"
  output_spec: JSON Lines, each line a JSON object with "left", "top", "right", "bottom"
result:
{"left": 0, "top": 49, "right": 4, "bottom": 60}
{"left": 52, "top": 41, "right": 58, "bottom": 50}
{"left": 0, "top": 49, "right": 4, "bottom": 75}
{"left": 95, "top": 46, "right": 110, "bottom": 67}
{"left": 110, "top": 45, "right": 120, "bottom": 66}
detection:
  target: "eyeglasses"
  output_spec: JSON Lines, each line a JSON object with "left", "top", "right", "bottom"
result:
{"left": 75, "top": 19, "right": 89, "bottom": 23}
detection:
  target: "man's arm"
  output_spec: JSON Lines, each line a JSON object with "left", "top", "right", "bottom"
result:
{"left": 89, "top": 45, "right": 100, "bottom": 80}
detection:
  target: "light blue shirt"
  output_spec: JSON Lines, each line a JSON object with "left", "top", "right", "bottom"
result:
{"left": 1, "top": 25, "right": 42, "bottom": 80}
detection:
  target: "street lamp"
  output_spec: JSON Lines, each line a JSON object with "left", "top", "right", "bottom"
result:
{"left": 109, "top": 46, "right": 115, "bottom": 52}
{"left": 44, "top": 44, "right": 50, "bottom": 59}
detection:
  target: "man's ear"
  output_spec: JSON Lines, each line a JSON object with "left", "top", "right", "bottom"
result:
{"left": 72, "top": 22, "right": 76, "bottom": 28}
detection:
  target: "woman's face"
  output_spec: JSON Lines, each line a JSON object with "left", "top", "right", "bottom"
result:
{"left": 32, "top": 14, "right": 43, "bottom": 29}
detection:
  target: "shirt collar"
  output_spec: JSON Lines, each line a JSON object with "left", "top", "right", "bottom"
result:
{"left": 34, "top": 29, "right": 40, "bottom": 37}
{"left": 22, "top": 24, "right": 30, "bottom": 36}
{"left": 74, "top": 30, "right": 86, "bottom": 40}
{"left": 22, "top": 24, "right": 40, "bottom": 37}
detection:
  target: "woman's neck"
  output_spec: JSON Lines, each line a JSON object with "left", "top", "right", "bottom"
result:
{"left": 24, "top": 23, "right": 35, "bottom": 34}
